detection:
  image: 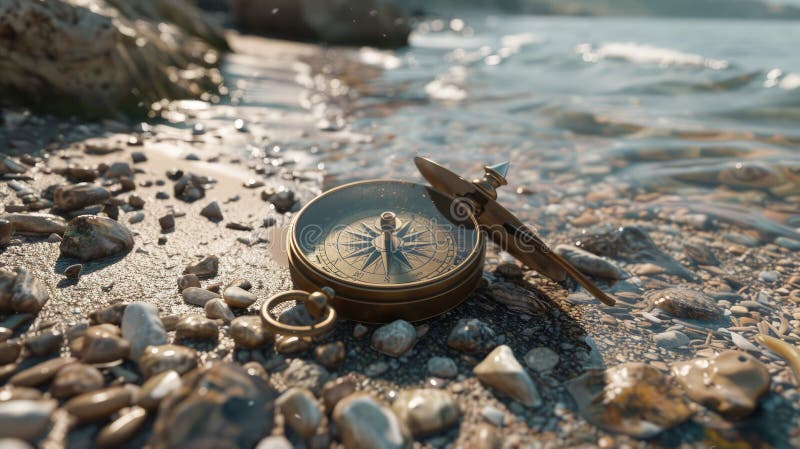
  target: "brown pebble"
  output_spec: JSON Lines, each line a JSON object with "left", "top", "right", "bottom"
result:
{"left": 24, "top": 330, "right": 63, "bottom": 357}
{"left": 52, "top": 363, "right": 104, "bottom": 399}
{"left": 158, "top": 214, "right": 175, "bottom": 231}
{"left": 229, "top": 316, "right": 272, "bottom": 349}
{"left": 80, "top": 325, "right": 129, "bottom": 364}
{"left": 96, "top": 406, "right": 148, "bottom": 448}
{"left": 137, "top": 370, "right": 182, "bottom": 410}
{"left": 139, "top": 345, "right": 197, "bottom": 378}
{"left": 160, "top": 315, "right": 181, "bottom": 332}
{"left": 321, "top": 377, "right": 356, "bottom": 414}
{"left": 177, "top": 274, "right": 200, "bottom": 291}
{"left": 89, "top": 303, "right": 127, "bottom": 325}
{"left": 9, "top": 357, "right": 77, "bottom": 387}
{"left": 0, "top": 339, "right": 22, "bottom": 365}
{"left": 64, "top": 264, "right": 82, "bottom": 279}
{"left": 63, "top": 386, "right": 135, "bottom": 423}
{"left": 175, "top": 316, "right": 219, "bottom": 341}
{"left": 315, "top": 342, "right": 346, "bottom": 368}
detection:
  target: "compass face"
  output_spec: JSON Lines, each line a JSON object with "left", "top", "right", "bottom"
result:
{"left": 292, "top": 181, "right": 480, "bottom": 287}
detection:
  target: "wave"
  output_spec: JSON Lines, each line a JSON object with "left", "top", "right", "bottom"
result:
{"left": 576, "top": 42, "right": 729, "bottom": 70}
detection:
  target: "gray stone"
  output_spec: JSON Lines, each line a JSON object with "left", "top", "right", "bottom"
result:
{"left": 121, "top": 302, "right": 168, "bottom": 361}
{"left": 426, "top": 356, "right": 457, "bottom": 378}
{"left": 281, "top": 359, "right": 329, "bottom": 394}
{"left": 200, "top": 201, "right": 223, "bottom": 221}
{"left": 371, "top": 320, "right": 415, "bottom": 357}
{"left": 758, "top": 270, "right": 780, "bottom": 283}
{"left": 204, "top": 298, "right": 235, "bottom": 322}
{"left": 775, "top": 237, "right": 800, "bottom": 250}
{"left": 333, "top": 394, "right": 411, "bottom": 449}
{"left": 223, "top": 286, "right": 256, "bottom": 309}
{"left": 523, "top": 347, "right": 560, "bottom": 372}
{"left": 653, "top": 330, "right": 690, "bottom": 349}
{"left": 555, "top": 244, "right": 626, "bottom": 279}
{"left": 181, "top": 287, "right": 220, "bottom": 306}
{"left": 60, "top": 215, "right": 134, "bottom": 261}
{"left": 447, "top": 318, "right": 496, "bottom": 355}
{"left": 392, "top": 389, "right": 459, "bottom": 436}
{"left": 474, "top": 345, "right": 541, "bottom": 408}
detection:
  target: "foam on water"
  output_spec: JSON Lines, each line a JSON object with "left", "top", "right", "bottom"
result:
{"left": 576, "top": 42, "right": 729, "bottom": 70}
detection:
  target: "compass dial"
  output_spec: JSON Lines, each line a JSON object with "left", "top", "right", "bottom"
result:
{"left": 292, "top": 181, "right": 480, "bottom": 288}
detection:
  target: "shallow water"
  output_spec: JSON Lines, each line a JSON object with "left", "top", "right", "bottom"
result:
{"left": 316, "top": 15, "right": 799, "bottom": 236}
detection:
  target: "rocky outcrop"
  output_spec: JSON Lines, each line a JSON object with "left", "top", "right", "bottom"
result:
{"left": 0, "top": 0, "right": 227, "bottom": 117}
{"left": 230, "top": 0, "right": 410, "bottom": 48}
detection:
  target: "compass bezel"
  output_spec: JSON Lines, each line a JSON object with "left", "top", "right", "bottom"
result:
{"left": 289, "top": 179, "right": 483, "bottom": 290}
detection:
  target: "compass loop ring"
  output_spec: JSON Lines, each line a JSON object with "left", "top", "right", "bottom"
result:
{"left": 260, "top": 290, "right": 338, "bottom": 337}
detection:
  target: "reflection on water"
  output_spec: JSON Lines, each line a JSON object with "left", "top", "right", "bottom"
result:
{"left": 316, "top": 15, "right": 799, "bottom": 239}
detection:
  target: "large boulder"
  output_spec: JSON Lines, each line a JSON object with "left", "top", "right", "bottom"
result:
{"left": 230, "top": 0, "right": 410, "bottom": 48}
{"left": 0, "top": 0, "right": 226, "bottom": 117}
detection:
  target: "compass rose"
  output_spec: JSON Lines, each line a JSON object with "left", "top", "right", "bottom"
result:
{"left": 341, "top": 211, "right": 435, "bottom": 279}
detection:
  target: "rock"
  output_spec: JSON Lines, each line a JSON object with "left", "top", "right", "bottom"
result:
{"left": 175, "top": 316, "right": 218, "bottom": 340}
{"left": 53, "top": 183, "right": 110, "bottom": 211}
{"left": 0, "top": 340, "right": 21, "bottom": 365}
{"left": 315, "top": 341, "right": 345, "bottom": 368}
{"left": 371, "top": 320, "right": 415, "bottom": 357}
{"left": 321, "top": 377, "right": 356, "bottom": 413}
{"left": 427, "top": 356, "right": 458, "bottom": 378}
{"left": 173, "top": 174, "right": 209, "bottom": 203}
{"left": 95, "top": 406, "right": 147, "bottom": 448}
{"left": 227, "top": 278, "right": 252, "bottom": 290}
{"left": 121, "top": 302, "right": 168, "bottom": 360}
{"left": 255, "top": 436, "right": 293, "bottom": 449}
{"left": 177, "top": 274, "right": 201, "bottom": 291}
{"left": 0, "top": 399, "right": 56, "bottom": 440}
{"left": 473, "top": 345, "right": 541, "bottom": 408}
{"left": 51, "top": 363, "right": 104, "bottom": 399}
{"left": 683, "top": 239, "right": 718, "bottom": 266}
{"left": 392, "top": 389, "right": 460, "bottom": 436}
{"left": 276, "top": 335, "right": 311, "bottom": 355}
{"left": 280, "top": 359, "right": 329, "bottom": 394}
{"left": 480, "top": 405, "right": 504, "bottom": 427}
{"left": 0, "top": 213, "right": 66, "bottom": 235}
{"left": 555, "top": 244, "right": 626, "bottom": 279}
{"left": 151, "top": 363, "right": 277, "bottom": 449}
{"left": 137, "top": 369, "right": 183, "bottom": 410}
{"left": 577, "top": 225, "right": 696, "bottom": 280}
{"left": 80, "top": 325, "right": 130, "bottom": 364}
{"left": 653, "top": 330, "right": 690, "bottom": 349}
{"left": 89, "top": 303, "right": 127, "bottom": 325}
{"left": 9, "top": 357, "right": 76, "bottom": 387}
{"left": 63, "top": 386, "right": 134, "bottom": 423}
{"left": 64, "top": 264, "right": 82, "bottom": 279}
{"left": 758, "top": 270, "right": 780, "bottom": 283}
{"left": 60, "top": 215, "right": 134, "bottom": 261}
{"left": 103, "top": 162, "right": 132, "bottom": 178}
{"left": 181, "top": 287, "right": 220, "bottom": 306}
{"left": 204, "top": 298, "right": 235, "bottom": 322}
{"left": 131, "top": 151, "right": 147, "bottom": 163}
{"left": 139, "top": 344, "right": 197, "bottom": 378}
{"left": 23, "top": 330, "right": 62, "bottom": 357}
{"left": 0, "top": 156, "right": 26, "bottom": 174}
{"left": 673, "top": 350, "right": 770, "bottom": 419}
{"left": 475, "top": 424, "right": 502, "bottom": 449}
{"left": 158, "top": 214, "right": 175, "bottom": 231}
{"left": 523, "top": 347, "right": 560, "bottom": 372}
{"left": 232, "top": 0, "right": 410, "bottom": 48}
{"left": 645, "top": 288, "right": 723, "bottom": 320}
{"left": 200, "top": 201, "right": 223, "bottom": 221}
{"left": 333, "top": 394, "right": 411, "bottom": 449}
{"left": 566, "top": 363, "right": 694, "bottom": 438}
{"left": 0, "top": 219, "right": 13, "bottom": 246}
{"left": 9, "top": 267, "right": 49, "bottom": 313}
{"left": 128, "top": 195, "right": 145, "bottom": 209}
{"left": 276, "top": 388, "right": 322, "bottom": 437}
{"left": 229, "top": 316, "right": 273, "bottom": 348}
{"left": 0, "top": 438, "right": 34, "bottom": 449}
{"left": 223, "top": 286, "right": 256, "bottom": 309}
{"left": 775, "top": 236, "right": 800, "bottom": 250}
{"left": 487, "top": 281, "right": 551, "bottom": 315}
{"left": 447, "top": 319, "right": 497, "bottom": 355}
{"left": 353, "top": 324, "right": 368, "bottom": 339}
{"left": 183, "top": 255, "right": 219, "bottom": 278}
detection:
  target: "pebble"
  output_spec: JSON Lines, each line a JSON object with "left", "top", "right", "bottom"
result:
{"left": 200, "top": 201, "right": 224, "bottom": 221}
{"left": 51, "top": 363, "right": 104, "bottom": 399}
{"left": 175, "top": 316, "right": 219, "bottom": 340}
{"left": 177, "top": 274, "right": 201, "bottom": 291}
{"left": 9, "top": 357, "right": 77, "bottom": 387}
{"left": 89, "top": 303, "right": 127, "bottom": 325}
{"left": 353, "top": 324, "right": 368, "bottom": 339}
{"left": 0, "top": 213, "right": 66, "bottom": 235}
{"left": 60, "top": 215, "right": 134, "bottom": 261}
{"left": 158, "top": 214, "right": 175, "bottom": 230}
{"left": 673, "top": 350, "right": 770, "bottom": 419}
{"left": 333, "top": 394, "right": 411, "bottom": 449}
{"left": 183, "top": 255, "right": 219, "bottom": 278}
{"left": 128, "top": 195, "right": 145, "bottom": 209}
{"left": 775, "top": 236, "right": 800, "bottom": 250}
{"left": 566, "top": 362, "right": 693, "bottom": 438}
{"left": 371, "top": 320, "right": 416, "bottom": 357}
{"left": 427, "top": 356, "right": 458, "bottom": 378}
{"left": 276, "top": 335, "right": 311, "bottom": 355}
{"left": 255, "top": 436, "right": 292, "bottom": 449}
{"left": 223, "top": 286, "right": 256, "bottom": 308}
{"left": 96, "top": 406, "right": 147, "bottom": 448}
{"left": 314, "top": 341, "right": 346, "bottom": 368}
{"left": 475, "top": 424, "right": 502, "bottom": 449}
{"left": 321, "top": 377, "right": 356, "bottom": 413}
{"left": 80, "top": 325, "right": 130, "bottom": 364}
{"left": 226, "top": 278, "right": 252, "bottom": 290}
{"left": 653, "top": 330, "right": 691, "bottom": 349}
{"left": 280, "top": 359, "right": 329, "bottom": 394}
{"left": 447, "top": 318, "right": 497, "bottom": 355}
{"left": 555, "top": 244, "right": 626, "bottom": 279}
{"left": 392, "top": 388, "right": 460, "bottom": 436}
{"left": 758, "top": 270, "right": 780, "bottom": 283}
{"left": 181, "top": 287, "right": 220, "bottom": 306}
{"left": 64, "top": 264, "right": 82, "bottom": 279}
{"left": 473, "top": 345, "right": 541, "bottom": 407}
{"left": 0, "top": 340, "right": 20, "bottom": 365}
{"left": 0, "top": 219, "right": 13, "bottom": 246}
{"left": 683, "top": 239, "right": 718, "bottom": 266}
{"left": 523, "top": 347, "right": 560, "bottom": 372}
{"left": 23, "top": 330, "right": 62, "bottom": 357}
{"left": 262, "top": 188, "right": 295, "bottom": 213}
{"left": 645, "top": 287, "right": 723, "bottom": 320}
{"left": 0, "top": 399, "right": 56, "bottom": 440}
{"left": 276, "top": 387, "right": 322, "bottom": 437}
{"left": 151, "top": 363, "right": 276, "bottom": 449}
{"left": 480, "top": 405, "right": 505, "bottom": 427}
{"left": 137, "top": 370, "right": 182, "bottom": 410}
{"left": 229, "top": 316, "right": 273, "bottom": 348}
{"left": 8, "top": 267, "right": 50, "bottom": 313}
{"left": 104, "top": 162, "right": 132, "bottom": 178}
{"left": 723, "top": 232, "right": 760, "bottom": 247}
{"left": 138, "top": 344, "right": 197, "bottom": 378}
{"left": 204, "top": 298, "right": 235, "bottom": 322}
{"left": 53, "top": 183, "right": 110, "bottom": 211}
{"left": 63, "top": 386, "right": 135, "bottom": 423}
{"left": 0, "top": 439, "right": 34, "bottom": 449}
{"left": 121, "top": 302, "right": 168, "bottom": 360}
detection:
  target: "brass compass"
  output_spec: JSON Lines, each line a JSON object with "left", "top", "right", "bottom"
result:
{"left": 261, "top": 157, "right": 615, "bottom": 334}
